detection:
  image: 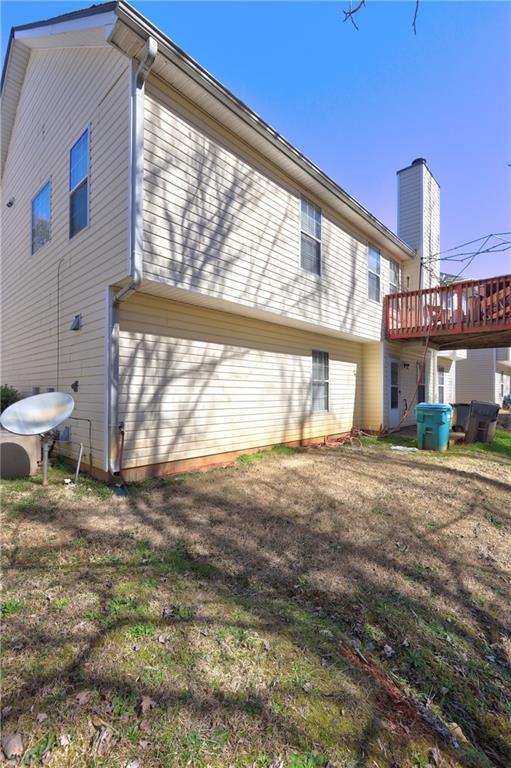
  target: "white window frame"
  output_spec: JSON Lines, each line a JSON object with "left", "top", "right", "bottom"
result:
{"left": 437, "top": 365, "right": 445, "bottom": 403}
{"left": 311, "top": 350, "right": 329, "bottom": 413}
{"left": 69, "top": 125, "right": 90, "bottom": 239}
{"left": 417, "top": 361, "right": 427, "bottom": 404}
{"left": 389, "top": 258, "right": 400, "bottom": 294}
{"left": 368, "top": 245, "right": 381, "bottom": 303}
{"left": 31, "top": 179, "right": 52, "bottom": 254}
{"left": 300, "top": 196, "right": 322, "bottom": 276}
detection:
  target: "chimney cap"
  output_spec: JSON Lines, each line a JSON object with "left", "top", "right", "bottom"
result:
{"left": 411, "top": 157, "right": 427, "bottom": 166}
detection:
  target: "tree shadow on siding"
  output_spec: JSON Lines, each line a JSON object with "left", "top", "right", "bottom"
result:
{"left": 121, "top": 132, "right": 367, "bottom": 470}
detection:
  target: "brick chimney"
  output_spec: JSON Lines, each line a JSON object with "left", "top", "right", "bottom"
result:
{"left": 397, "top": 158, "right": 440, "bottom": 290}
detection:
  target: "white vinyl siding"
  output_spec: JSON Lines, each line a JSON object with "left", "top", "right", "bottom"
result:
{"left": 143, "top": 79, "right": 402, "bottom": 344}
{"left": 118, "top": 294, "right": 363, "bottom": 469}
{"left": 0, "top": 46, "right": 130, "bottom": 472}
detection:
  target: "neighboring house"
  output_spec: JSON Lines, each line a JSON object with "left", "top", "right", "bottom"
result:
{"left": 0, "top": 2, "right": 460, "bottom": 479}
{"left": 456, "top": 348, "right": 511, "bottom": 406}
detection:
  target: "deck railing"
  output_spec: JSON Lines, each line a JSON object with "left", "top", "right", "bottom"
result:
{"left": 385, "top": 274, "right": 511, "bottom": 341}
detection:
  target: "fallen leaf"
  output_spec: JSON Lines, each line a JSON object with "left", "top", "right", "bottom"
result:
{"left": 140, "top": 695, "right": 156, "bottom": 714}
{"left": 139, "top": 718, "right": 151, "bottom": 734}
{"left": 59, "top": 734, "right": 71, "bottom": 747}
{"left": 2, "top": 733, "right": 24, "bottom": 759}
{"left": 91, "top": 725, "right": 113, "bottom": 756}
{"left": 76, "top": 690, "right": 92, "bottom": 705}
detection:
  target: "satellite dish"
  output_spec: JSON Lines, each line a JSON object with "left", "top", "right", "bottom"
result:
{"left": 1, "top": 392, "right": 74, "bottom": 435}
{"left": 1, "top": 393, "right": 74, "bottom": 485}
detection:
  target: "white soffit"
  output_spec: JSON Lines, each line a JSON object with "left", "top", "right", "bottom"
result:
{"left": 15, "top": 11, "right": 116, "bottom": 49}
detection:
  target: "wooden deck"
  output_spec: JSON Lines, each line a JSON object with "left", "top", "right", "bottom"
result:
{"left": 385, "top": 274, "right": 511, "bottom": 350}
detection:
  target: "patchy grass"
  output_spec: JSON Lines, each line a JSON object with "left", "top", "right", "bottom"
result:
{"left": 1, "top": 439, "right": 510, "bottom": 767}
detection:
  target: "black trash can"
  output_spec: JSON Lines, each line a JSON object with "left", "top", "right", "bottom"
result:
{"left": 465, "top": 401, "right": 499, "bottom": 444}
{"left": 451, "top": 403, "right": 471, "bottom": 433}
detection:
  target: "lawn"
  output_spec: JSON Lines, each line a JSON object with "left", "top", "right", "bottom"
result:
{"left": 1, "top": 434, "right": 510, "bottom": 767}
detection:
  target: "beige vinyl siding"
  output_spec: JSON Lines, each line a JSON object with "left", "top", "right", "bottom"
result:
{"left": 456, "top": 349, "right": 496, "bottom": 404}
{"left": 0, "top": 46, "right": 130, "bottom": 470}
{"left": 362, "top": 343, "right": 384, "bottom": 431}
{"left": 118, "top": 293, "right": 364, "bottom": 468}
{"left": 142, "top": 79, "right": 398, "bottom": 344}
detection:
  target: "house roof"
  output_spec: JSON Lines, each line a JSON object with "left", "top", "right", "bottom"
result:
{"left": 1, "top": 1, "right": 416, "bottom": 261}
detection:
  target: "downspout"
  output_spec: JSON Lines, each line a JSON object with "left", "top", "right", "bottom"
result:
{"left": 114, "top": 36, "right": 157, "bottom": 303}
{"left": 107, "top": 37, "right": 157, "bottom": 477}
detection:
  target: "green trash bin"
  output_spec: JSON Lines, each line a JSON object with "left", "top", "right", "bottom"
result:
{"left": 416, "top": 403, "right": 452, "bottom": 451}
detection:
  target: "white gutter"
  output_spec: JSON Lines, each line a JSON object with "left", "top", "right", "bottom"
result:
{"left": 106, "top": 35, "right": 157, "bottom": 477}
{"left": 114, "top": 35, "right": 157, "bottom": 303}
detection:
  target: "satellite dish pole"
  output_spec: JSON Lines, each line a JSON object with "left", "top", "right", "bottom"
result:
{"left": 0, "top": 392, "right": 75, "bottom": 486}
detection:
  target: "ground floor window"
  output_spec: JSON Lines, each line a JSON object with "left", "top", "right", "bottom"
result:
{"left": 312, "top": 350, "right": 329, "bottom": 412}
{"left": 437, "top": 365, "right": 445, "bottom": 403}
{"left": 417, "top": 362, "right": 426, "bottom": 403}
{"left": 501, "top": 372, "right": 505, "bottom": 399}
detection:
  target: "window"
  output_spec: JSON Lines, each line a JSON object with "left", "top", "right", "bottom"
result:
{"left": 300, "top": 197, "right": 321, "bottom": 275}
{"left": 368, "top": 246, "right": 381, "bottom": 302}
{"left": 501, "top": 372, "right": 505, "bottom": 399}
{"left": 69, "top": 128, "right": 89, "bottom": 237}
{"left": 437, "top": 365, "right": 445, "bottom": 403}
{"left": 31, "top": 181, "right": 51, "bottom": 253}
{"left": 390, "top": 361, "right": 399, "bottom": 410}
{"left": 417, "top": 362, "right": 426, "bottom": 403}
{"left": 312, "top": 350, "right": 329, "bottom": 412}
{"left": 389, "top": 259, "right": 400, "bottom": 294}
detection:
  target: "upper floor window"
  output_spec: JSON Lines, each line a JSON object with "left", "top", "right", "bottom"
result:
{"left": 389, "top": 259, "right": 400, "bottom": 294}
{"left": 368, "top": 246, "right": 381, "bottom": 302}
{"left": 31, "top": 181, "right": 51, "bottom": 254}
{"left": 311, "top": 350, "right": 329, "bottom": 412}
{"left": 69, "top": 128, "right": 89, "bottom": 237}
{"left": 300, "top": 197, "right": 321, "bottom": 275}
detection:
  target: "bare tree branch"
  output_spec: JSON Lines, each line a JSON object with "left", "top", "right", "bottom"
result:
{"left": 342, "top": 0, "right": 366, "bottom": 31}
{"left": 412, "top": 0, "right": 420, "bottom": 35}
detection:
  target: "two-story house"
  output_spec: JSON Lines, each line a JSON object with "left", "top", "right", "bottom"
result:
{"left": 456, "top": 348, "right": 511, "bottom": 406}
{"left": 0, "top": 2, "right": 461, "bottom": 480}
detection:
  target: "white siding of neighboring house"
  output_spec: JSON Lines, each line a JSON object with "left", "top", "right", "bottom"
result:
{"left": 0, "top": 46, "right": 131, "bottom": 472}
{"left": 118, "top": 293, "right": 365, "bottom": 473}
{"left": 455, "top": 348, "right": 497, "bottom": 404}
{"left": 142, "top": 78, "right": 402, "bottom": 344}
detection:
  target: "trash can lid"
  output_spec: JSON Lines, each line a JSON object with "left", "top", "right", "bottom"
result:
{"left": 416, "top": 402, "right": 453, "bottom": 412}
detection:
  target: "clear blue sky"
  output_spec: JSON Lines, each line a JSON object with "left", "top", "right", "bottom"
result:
{"left": 2, "top": 1, "right": 510, "bottom": 278}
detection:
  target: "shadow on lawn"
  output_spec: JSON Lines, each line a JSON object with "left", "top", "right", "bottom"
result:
{"left": 2, "top": 448, "right": 511, "bottom": 767}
